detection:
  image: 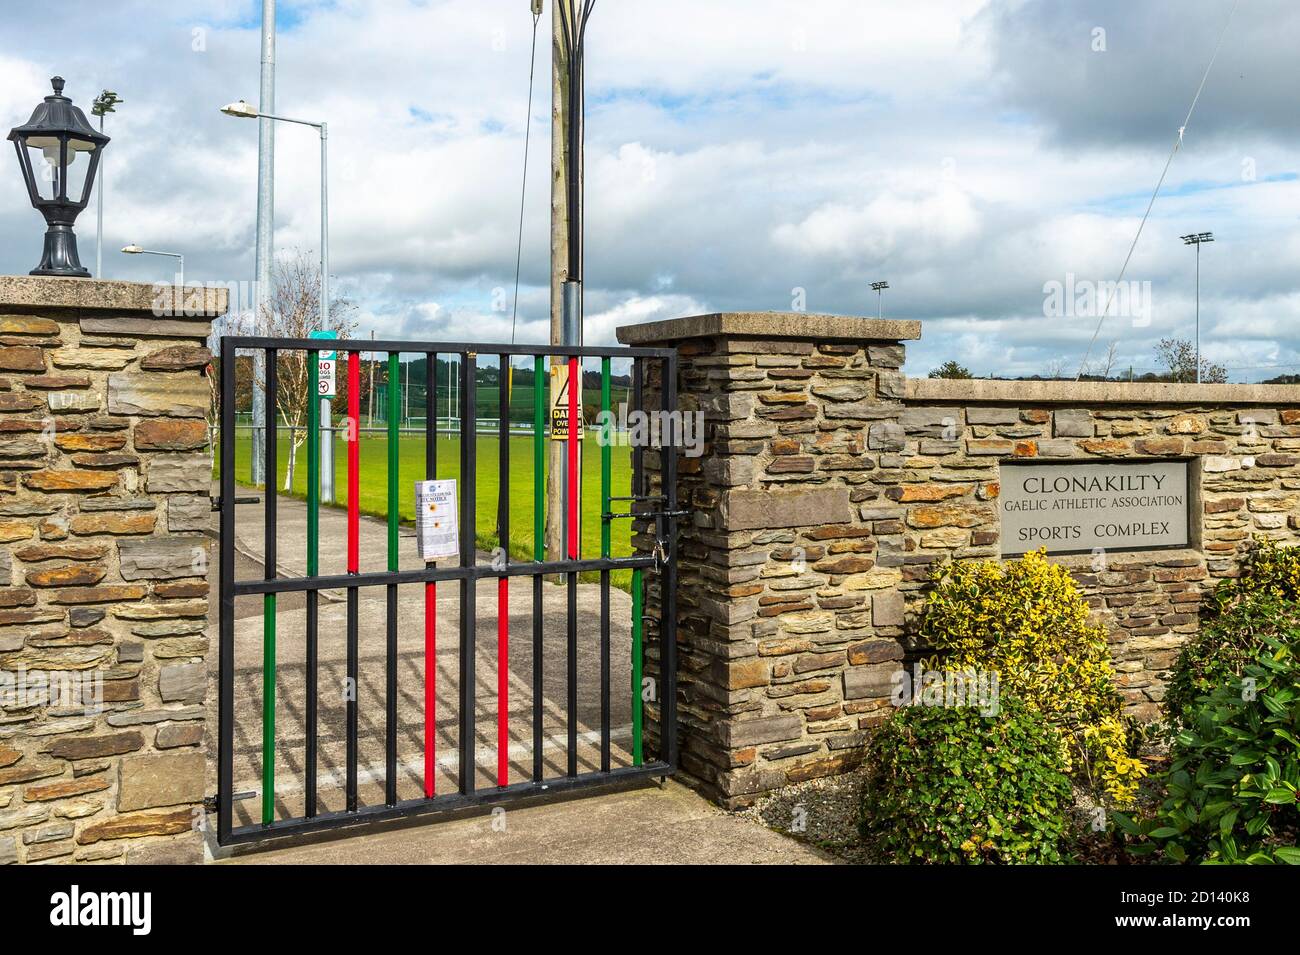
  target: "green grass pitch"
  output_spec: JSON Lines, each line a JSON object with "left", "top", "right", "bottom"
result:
{"left": 222, "top": 432, "right": 639, "bottom": 588}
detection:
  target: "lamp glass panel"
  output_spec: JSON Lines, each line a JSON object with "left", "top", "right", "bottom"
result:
{"left": 64, "top": 138, "right": 97, "bottom": 202}
{"left": 19, "top": 135, "right": 97, "bottom": 203}
{"left": 23, "top": 139, "right": 62, "bottom": 200}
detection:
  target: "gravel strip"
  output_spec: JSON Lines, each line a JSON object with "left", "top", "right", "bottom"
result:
{"left": 738, "top": 772, "right": 880, "bottom": 864}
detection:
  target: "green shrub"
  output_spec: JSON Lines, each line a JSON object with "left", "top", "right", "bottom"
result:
{"left": 920, "top": 550, "right": 1145, "bottom": 806}
{"left": 1119, "top": 632, "right": 1300, "bottom": 864}
{"left": 859, "top": 697, "right": 1074, "bottom": 864}
{"left": 1166, "top": 594, "right": 1300, "bottom": 724}
{"left": 1209, "top": 535, "right": 1300, "bottom": 610}
{"left": 1167, "top": 538, "right": 1300, "bottom": 724}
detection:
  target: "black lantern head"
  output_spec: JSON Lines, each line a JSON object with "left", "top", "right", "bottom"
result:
{"left": 8, "top": 77, "right": 110, "bottom": 277}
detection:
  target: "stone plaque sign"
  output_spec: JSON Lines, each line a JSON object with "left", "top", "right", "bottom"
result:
{"left": 999, "top": 460, "right": 1188, "bottom": 556}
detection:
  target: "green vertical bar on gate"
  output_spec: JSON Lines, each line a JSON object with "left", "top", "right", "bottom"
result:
{"left": 600, "top": 358, "right": 610, "bottom": 559}
{"left": 261, "top": 593, "right": 276, "bottom": 823}
{"left": 264, "top": 351, "right": 320, "bottom": 825}
{"left": 533, "top": 355, "right": 545, "bottom": 561}
{"left": 387, "top": 353, "right": 399, "bottom": 572}
{"left": 631, "top": 568, "right": 643, "bottom": 766}
{"left": 307, "top": 354, "right": 320, "bottom": 575}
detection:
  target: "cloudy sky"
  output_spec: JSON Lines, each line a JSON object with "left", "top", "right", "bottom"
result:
{"left": 1, "top": 0, "right": 1296, "bottom": 380}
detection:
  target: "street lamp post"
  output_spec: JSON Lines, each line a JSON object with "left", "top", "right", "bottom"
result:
{"left": 222, "top": 100, "right": 334, "bottom": 502}
{"left": 1180, "top": 232, "right": 1214, "bottom": 384}
{"left": 121, "top": 245, "right": 183, "bottom": 286}
{"left": 245, "top": 0, "right": 277, "bottom": 491}
{"left": 871, "top": 280, "right": 889, "bottom": 320}
{"left": 91, "top": 91, "right": 122, "bottom": 278}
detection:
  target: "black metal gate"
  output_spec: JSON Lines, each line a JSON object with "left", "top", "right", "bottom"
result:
{"left": 216, "top": 335, "right": 679, "bottom": 846}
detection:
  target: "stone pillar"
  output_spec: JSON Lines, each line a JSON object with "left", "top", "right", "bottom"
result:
{"left": 617, "top": 313, "right": 920, "bottom": 808}
{"left": 0, "top": 276, "right": 223, "bottom": 864}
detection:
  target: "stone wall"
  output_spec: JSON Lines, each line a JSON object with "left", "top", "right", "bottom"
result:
{"left": 617, "top": 313, "right": 1300, "bottom": 808}
{"left": 894, "top": 378, "right": 1300, "bottom": 722}
{"left": 0, "top": 276, "right": 222, "bottom": 864}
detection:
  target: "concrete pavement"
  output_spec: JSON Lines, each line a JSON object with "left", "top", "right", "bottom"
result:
{"left": 223, "top": 779, "right": 831, "bottom": 864}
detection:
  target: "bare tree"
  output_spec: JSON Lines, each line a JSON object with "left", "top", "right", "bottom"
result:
{"left": 1155, "top": 337, "right": 1227, "bottom": 384}
{"left": 204, "top": 311, "right": 246, "bottom": 473}
{"left": 1043, "top": 357, "right": 1068, "bottom": 380}
{"left": 1099, "top": 341, "right": 1120, "bottom": 380}
{"left": 252, "top": 251, "right": 357, "bottom": 490}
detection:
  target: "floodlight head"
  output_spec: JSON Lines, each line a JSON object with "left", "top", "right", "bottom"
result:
{"left": 871, "top": 281, "right": 889, "bottom": 291}
{"left": 91, "top": 90, "right": 123, "bottom": 118}
{"left": 121, "top": 244, "right": 143, "bottom": 254}
{"left": 220, "top": 100, "right": 259, "bottom": 119}
{"left": 1182, "top": 232, "right": 1215, "bottom": 245}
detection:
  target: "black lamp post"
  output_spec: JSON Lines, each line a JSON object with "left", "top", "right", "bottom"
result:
{"left": 7, "top": 77, "right": 109, "bottom": 277}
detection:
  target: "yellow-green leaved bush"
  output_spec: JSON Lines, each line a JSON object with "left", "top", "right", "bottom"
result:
{"left": 920, "top": 549, "right": 1145, "bottom": 807}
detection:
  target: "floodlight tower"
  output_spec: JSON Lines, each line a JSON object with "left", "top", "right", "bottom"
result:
{"left": 1180, "top": 232, "right": 1214, "bottom": 383}
{"left": 871, "top": 281, "right": 889, "bottom": 320}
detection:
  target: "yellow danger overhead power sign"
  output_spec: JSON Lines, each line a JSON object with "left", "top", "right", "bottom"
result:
{"left": 549, "top": 364, "right": 582, "bottom": 441}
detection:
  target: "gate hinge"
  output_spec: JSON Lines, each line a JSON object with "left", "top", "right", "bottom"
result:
{"left": 202, "top": 793, "right": 219, "bottom": 813}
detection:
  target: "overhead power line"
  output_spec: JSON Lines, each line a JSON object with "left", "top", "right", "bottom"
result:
{"left": 510, "top": 3, "right": 543, "bottom": 346}
{"left": 1074, "top": 0, "right": 1242, "bottom": 381}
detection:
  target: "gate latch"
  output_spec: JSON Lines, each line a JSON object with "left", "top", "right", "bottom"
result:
{"left": 203, "top": 791, "right": 255, "bottom": 811}
{"left": 211, "top": 494, "right": 261, "bottom": 511}
{"left": 603, "top": 494, "right": 686, "bottom": 569}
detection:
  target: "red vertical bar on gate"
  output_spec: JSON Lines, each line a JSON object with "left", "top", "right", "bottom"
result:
{"left": 567, "top": 356, "right": 579, "bottom": 559}
{"left": 347, "top": 353, "right": 360, "bottom": 574}
{"left": 425, "top": 581, "right": 436, "bottom": 796}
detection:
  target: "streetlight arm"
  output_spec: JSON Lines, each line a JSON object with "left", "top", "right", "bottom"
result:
{"left": 122, "top": 247, "right": 184, "bottom": 287}
{"left": 130, "top": 249, "right": 182, "bottom": 261}
{"left": 255, "top": 111, "right": 324, "bottom": 130}
{"left": 222, "top": 101, "right": 323, "bottom": 130}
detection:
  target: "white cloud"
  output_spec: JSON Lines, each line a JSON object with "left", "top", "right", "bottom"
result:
{"left": 772, "top": 188, "right": 981, "bottom": 262}
{"left": 0, "top": 0, "right": 1297, "bottom": 382}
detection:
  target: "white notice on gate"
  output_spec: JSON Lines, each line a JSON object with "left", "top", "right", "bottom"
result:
{"left": 415, "top": 479, "right": 458, "bottom": 561}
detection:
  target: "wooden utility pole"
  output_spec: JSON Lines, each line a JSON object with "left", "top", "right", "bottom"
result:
{"left": 546, "top": 0, "right": 573, "bottom": 563}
